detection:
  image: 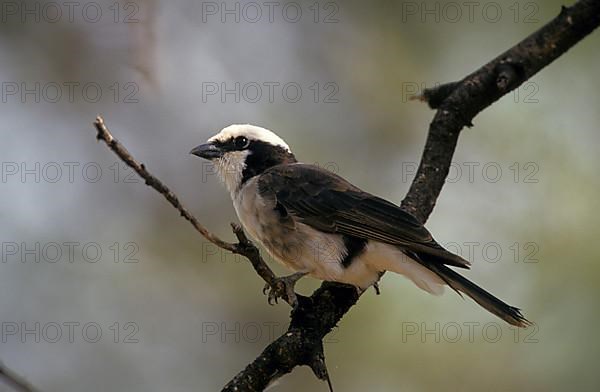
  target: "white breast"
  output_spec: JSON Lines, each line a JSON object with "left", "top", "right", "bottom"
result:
{"left": 231, "top": 178, "right": 443, "bottom": 292}
{"left": 232, "top": 178, "right": 381, "bottom": 287}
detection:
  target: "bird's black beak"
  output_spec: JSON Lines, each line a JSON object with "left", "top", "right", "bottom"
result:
{"left": 190, "top": 142, "right": 223, "bottom": 160}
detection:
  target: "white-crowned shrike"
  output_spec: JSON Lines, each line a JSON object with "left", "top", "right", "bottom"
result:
{"left": 191, "top": 124, "right": 529, "bottom": 327}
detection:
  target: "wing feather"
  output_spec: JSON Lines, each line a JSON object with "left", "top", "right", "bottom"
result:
{"left": 258, "top": 163, "right": 470, "bottom": 269}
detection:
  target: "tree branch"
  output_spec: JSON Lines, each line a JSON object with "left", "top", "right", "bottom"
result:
{"left": 221, "top": 0, "right": 600, "bottom": 390}
{"left": 94, "top": 117, "right": 292, "bottom": 304}
{"left": 402, "top": 0, "right": 600, "bottom": 221}
{"left": 92, "top": 1, "right": 599, "bottom": 390}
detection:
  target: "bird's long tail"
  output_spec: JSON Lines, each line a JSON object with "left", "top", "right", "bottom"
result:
{"left": 417, "top": 253, "right": 531, "bottom": 328}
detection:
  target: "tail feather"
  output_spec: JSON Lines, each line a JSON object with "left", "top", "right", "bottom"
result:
{"left": 416, "top": 253, "right": 531, "bottom": 328}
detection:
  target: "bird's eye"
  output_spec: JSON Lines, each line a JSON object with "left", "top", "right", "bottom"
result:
{"left": 234, "top": 136, "right": 250, "bottom": 149}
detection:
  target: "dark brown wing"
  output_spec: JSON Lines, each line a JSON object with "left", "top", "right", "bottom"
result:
{"left": 258, "top": 163, "right": 470, "bottom": 268}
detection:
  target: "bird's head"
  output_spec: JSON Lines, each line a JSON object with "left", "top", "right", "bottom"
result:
{"left": 191, "top": 124, "right": 296, "bottom": 194}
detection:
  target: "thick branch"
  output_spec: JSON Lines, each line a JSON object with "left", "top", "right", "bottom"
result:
{"left": 223, "top": 0, "right": 600, "bottom": 390}
{"left": 402, "top": 0, "right": 600, "bottom": 220}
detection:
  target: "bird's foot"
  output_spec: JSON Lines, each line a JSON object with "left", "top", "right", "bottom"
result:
{"left": 263, "top": 271, "right": 308, "bottom": 308}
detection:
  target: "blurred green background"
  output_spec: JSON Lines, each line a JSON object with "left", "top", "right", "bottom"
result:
{"left": 1, "top": 0, "right": 599, "bottom": 391}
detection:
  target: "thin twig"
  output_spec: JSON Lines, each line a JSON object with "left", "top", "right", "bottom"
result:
{"left": 95, "top": 116, "right": 231, "bottom": 250}
{"left": 0, "top": 362, "right": 39, "bottom": 392}
{"left": 93, "top": 116, "right": 285, "bottom": 300}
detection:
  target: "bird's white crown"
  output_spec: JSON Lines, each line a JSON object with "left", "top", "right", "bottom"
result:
{"left": 208, "top": 124, "right": 291, "bottom": 152}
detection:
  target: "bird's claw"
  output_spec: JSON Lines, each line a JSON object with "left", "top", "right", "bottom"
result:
{"left": 262, "top": 282, "right": 288, "bottom": 305}
{"left": 263, "top": 272, "right": 307, "bottom": 308}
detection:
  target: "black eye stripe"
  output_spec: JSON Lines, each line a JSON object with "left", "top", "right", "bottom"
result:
{"left": 212, "top": 137, "right": 250, "bottom": 151}
{"left": 235, "top": 136, "right": 249, "bottom": 148}
{"left": 225, "top": 136, "right": 250, "bottom": 150}
{"left": 240, "top": 140, "right": 297, "bottom": 184}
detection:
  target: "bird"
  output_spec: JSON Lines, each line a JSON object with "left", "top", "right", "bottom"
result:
{"left": 190, "top": 124, "right": 530, "bottom": 327}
